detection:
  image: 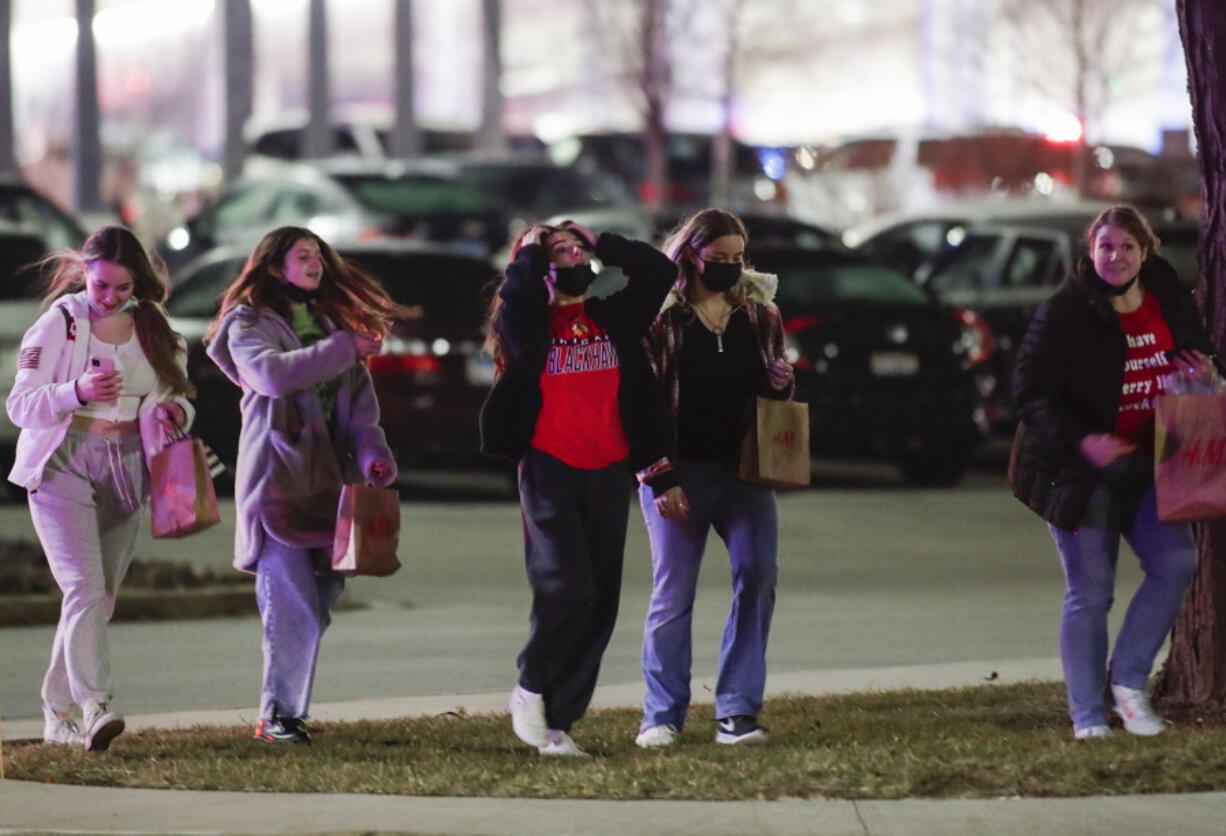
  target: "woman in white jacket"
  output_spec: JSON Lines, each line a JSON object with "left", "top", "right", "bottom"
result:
{"left": 7, "top": 226, "right": 195, "bottom": 752}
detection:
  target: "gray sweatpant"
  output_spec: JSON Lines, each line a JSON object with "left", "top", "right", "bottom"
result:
{"left": 28, "top": 428, "right": 146, "bottom": 712}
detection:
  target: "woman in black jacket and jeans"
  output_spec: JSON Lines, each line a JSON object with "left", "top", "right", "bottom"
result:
{"left": 481, "top": 221, "right": 685, "bottom": 756}
{"left": 1010, "top": 205, "right": 1215, "bottom": 740}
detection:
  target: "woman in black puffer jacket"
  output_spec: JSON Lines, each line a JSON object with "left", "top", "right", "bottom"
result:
{"left": 1009, "top": 205, "right": 1215, "bottom": 741}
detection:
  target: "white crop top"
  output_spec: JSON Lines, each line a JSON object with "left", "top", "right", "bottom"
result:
{"left": 74, "top": 332, "right": 157, "bottom": 422}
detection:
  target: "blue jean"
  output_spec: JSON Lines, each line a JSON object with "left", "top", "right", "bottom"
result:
{"left": 255, "top": 534, "right": 345, "bottom": 721}
{"left": 1048, "top": 468, "right": 1196, "bottom": 731}
{"left": 638, "top": 461, "right": 778, "bottom": 731}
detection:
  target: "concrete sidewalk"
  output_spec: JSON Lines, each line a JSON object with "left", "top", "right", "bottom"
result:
{"left": 5, "top": 658, "right": 1226, "bottom": 835}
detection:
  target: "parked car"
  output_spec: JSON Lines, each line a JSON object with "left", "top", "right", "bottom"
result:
{"left": 426, "top": 154, "right": 636, "bottom": 236}
{"left": 547, "top": 132, "right": 794, "bottom": 211}
{"left": 589, "top": 243, "right": 990, "bottom": 485}
{"left": 912, "top": 213, "right": 1200, "bottom": 431}
{"left": 843, "top": 199, "right": 1118, "bottom": 277}
{"left": 160, "top": 159, "right": 509, "bottom": 271}
{"left": 749, "top": 247, "right": 991, "bottom": 485}
{"left": 0, "top": 230, "right": 79, "bottom": 498}
{"left": 546, "top": 207, "right": 842, "bottom": 252}
{"left": 795, "top": 127, "right": 1165, "bottom": 229}
{"left": 245, "top": 110, "right": 545, "bottom": 165}
{"left": 0, "top": 176, "right": 87, "bottom": 251}
{"left": 165, "top": 242, "right": 499, "bottom": 477}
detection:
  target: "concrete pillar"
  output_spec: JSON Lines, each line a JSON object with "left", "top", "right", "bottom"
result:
{"left": 303, "top": 0, "right": 332, "bottom": 159}
{"left": 390, "top": 0, "right": 422, "bottom": 158}
{"left": 222, "top": 0, "right": 254, "bottom": 180}
{"left": 74, "top": 0, "right": 103, "bottom": 212}
{"left": 0, "top": 0, "right": 16, "bottom": 175}
{"left": 477, "top": 0, "right": 506, "bottom": 153}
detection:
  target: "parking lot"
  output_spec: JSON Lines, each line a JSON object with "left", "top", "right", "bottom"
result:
{"left": 0, "top": 448, "right": 1150, "bottom": 725}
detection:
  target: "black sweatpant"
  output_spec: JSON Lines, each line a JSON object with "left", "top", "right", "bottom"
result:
{"left": 516, "top": 447, "right": 632, "bottom": 732}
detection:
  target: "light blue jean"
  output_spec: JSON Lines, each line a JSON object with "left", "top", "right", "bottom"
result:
{"left": 1048, "top": 466, "right": 1197, "bottom": 732}
{"left": 638, "top": 461, "right": 778, "bottom": 731}
{"left": 255, "top": 534, "right": 345, "bottom": 721}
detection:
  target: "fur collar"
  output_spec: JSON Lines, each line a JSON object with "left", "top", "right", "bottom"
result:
{"left": 660, "top": 268, "right": 779, "bottom": 313}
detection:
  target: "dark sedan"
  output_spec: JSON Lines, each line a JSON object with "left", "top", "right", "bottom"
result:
{"left": 166, "top": 243, "right": 499, "bottom": 478}
{"left": 751, "top": 247, "right": 992, "bottom": 485}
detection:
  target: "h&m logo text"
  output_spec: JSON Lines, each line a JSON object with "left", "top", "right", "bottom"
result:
{"left": 1177, "top": 437, "right": 1226, "bottom": 467}
{"left": 771, "top": 430, "right": 797, "bottom": 450}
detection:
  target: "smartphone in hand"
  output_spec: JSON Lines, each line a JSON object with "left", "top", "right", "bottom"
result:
{"left": 90, "top": 357, "right": 116, "bottom": 374}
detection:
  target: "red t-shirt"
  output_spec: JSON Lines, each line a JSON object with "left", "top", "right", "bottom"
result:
{"left": 1114, "top": 291, "right": 1175, "bottom": 446}
{"left": 530, "top": 303, "right": 629, "bottom": 469}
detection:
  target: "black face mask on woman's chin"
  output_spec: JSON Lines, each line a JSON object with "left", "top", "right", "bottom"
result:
{"left": 552, "top": 264, "right": 596, "bottom": 297}
{"left": 699, "top": 261, "right": 742, "bottom": 292}
{"left": 281, "top": 282, "right": 316, "bottom": 304}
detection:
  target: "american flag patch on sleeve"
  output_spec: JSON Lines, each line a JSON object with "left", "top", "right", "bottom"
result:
{"left": 17, "top": 347, "right": 41, "bottom": 370}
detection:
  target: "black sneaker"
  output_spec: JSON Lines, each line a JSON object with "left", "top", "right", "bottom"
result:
{"left": 714, "top": 715, "right": 769, "bottom": 745}
{"left": 253, "top": 716, "right": 311, "bottom": 744}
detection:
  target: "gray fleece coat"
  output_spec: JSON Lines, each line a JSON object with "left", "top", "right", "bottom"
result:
{"left": 207, "top": 304, "right": 396, "bottom": 572}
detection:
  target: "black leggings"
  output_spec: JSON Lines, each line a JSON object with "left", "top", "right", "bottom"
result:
{"left": 516, "top": 447, "right": 631, "bottom": 732}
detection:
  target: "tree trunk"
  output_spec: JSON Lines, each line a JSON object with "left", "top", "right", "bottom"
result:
{"left": 1153, "top": 0, "right": 1226, "bottom": 709}
{"left": 710, "top": 0, "right": 744, "bottom": 209}
{"left": 639, "top": 0, "right": 669, "bottom": 209}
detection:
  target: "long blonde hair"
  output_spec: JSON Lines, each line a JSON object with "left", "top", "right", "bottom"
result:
{"left": 40, "top": 225, "right": 195, "bottom": 398}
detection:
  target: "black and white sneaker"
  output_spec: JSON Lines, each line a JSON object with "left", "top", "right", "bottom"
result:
{"left": 253, "top": 716, "right": 311, "bottom": 744}
{"left": 714, "top": 715, "right": 768, "bottom": 745}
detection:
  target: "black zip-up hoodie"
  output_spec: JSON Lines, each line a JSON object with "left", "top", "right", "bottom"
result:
{"left": 479, "top": 232, "right": 679, "bottom": 495}
{"left": 1008, "top": 254, "right": 1214, "bottom": 530}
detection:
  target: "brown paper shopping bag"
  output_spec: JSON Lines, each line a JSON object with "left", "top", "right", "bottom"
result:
{"left": 737, "top": 397, "right": 811, "bottom": 488}
{"left": 332, "top": 484, "right": 402, "bottom": 576}
{"left": 1154, "top": 394, "right": 1226, "bottom": 522}
{"left": 150, "top": 437, "right": 221, "bottom": 538}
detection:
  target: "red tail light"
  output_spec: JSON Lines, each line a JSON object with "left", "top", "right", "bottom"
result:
{"left": 953, "top": 308, "right": 993, "bottom": 366}
{"left": 368, "top": 354, "right": 441, "bottom": 376}
{"left": 359, "top": 226, "right": 387, "bottom": 242}
{"left": 784, "top": 314, "right": 821, "bottom": 334}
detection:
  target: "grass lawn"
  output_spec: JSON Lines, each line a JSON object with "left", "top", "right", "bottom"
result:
{"left": 7, "top": 681, "right": 1226, "bottom": 800}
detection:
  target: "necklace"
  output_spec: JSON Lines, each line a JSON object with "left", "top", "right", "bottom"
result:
{"left": 693, "top": 302, "right": 732, "bottom": 352}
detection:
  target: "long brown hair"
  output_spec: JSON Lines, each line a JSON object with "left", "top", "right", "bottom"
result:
{"left": 205, "top": 226, "right": 408, "bottom": 344}
{"left": 660, "top": 208, "right": 751, "bottom": 310}
{"left": 40, "top": 225, "right": 195, "bottom": 398}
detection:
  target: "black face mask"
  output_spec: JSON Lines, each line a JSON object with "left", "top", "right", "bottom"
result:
{"left": 1098, "top": 276, "right": 1138, "bottom": 297}
{"left": 699, "top": 261, "right": 742, "bottom": 292}
{"left": 282, "top": 282, "right": 316, "bottom": 304}
{"left": 552, "top": 264, "right": 596, "bottom": 297}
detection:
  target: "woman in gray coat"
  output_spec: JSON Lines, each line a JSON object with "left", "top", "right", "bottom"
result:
{"left": 206, "top": 226, "right": 403, "bottom": 744}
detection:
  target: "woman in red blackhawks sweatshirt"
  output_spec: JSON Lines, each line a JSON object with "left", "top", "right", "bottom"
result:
{"left": 480, "top": 221, "right": 684, "bottom": 756}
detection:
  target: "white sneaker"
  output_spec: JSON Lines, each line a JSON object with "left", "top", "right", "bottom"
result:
{"left": 539, "top": 729, "right": 588, "bottom": 757}
{"left": 1073, "top": 724, "right": 1113, "bottom": 740}
{"left": 42, "top": 708, "right": 84, "bottom": 746}
{"left": 635, "top": 724, "right": 679, "bottom": 748}
{"left": 82, "top": 700, "right": 125, "bottom": 752}
{"left": 509, "top": 684, "right": 548, "bottom": 748}
{"left": 1111, "top": 684, "right": 1166, "bottom": 736}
